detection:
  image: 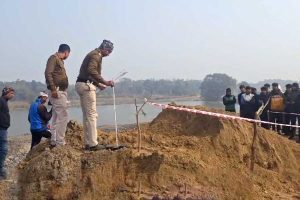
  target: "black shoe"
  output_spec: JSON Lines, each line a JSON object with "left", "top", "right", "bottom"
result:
{"left": 105, "top": 144, "right": 128, "bottom": 151}
{"left": 84, "top": 145, "right": 89, "bottom": 150}
{"left": 89, "top": 144, "right": 106, "bottom": 151}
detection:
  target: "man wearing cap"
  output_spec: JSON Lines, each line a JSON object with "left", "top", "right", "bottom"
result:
{"left": 75, "top": 40, "right": 114, "bottom": 151}
{"left": 0, "top": 87, "right": 15, "bottom": 180}
{"left": 45, "top": 44, "right": 70, "bottom": 146}
{"left": 28, "top": 92, "right": 52, "bottom": 149}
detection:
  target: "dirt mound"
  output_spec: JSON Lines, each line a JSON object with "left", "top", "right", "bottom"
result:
{"left": 17, "top": 106, "right": 300, "bottom": 200}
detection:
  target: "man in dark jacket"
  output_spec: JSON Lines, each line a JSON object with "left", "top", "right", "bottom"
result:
{"left": 75, "top": 40, "right": 114, "bottom": 151}
{"left": 238, "top": 85, "right": 246, "bottom": 117}
{"left": 0, "top": 87, "right": 14, "bottom": 180}
{"left": 292, "top": 83, "right": 300, "bottom": 141}
{"left": 283, "top": 84, "right": 295, "bottom": 136}
{"left": 28, "top": 92, "right": 52, "bottom": 149}
{"left": 259, "top": 86, "right": 270, "bottom": 129}
{"left": 240, "top": 86, "right": 256, "bottom": 119}
{"left": 222, "top": 88, "right": 236, "bottom": 112}
{"left": 251, "top": 87, "right": 261, "bottom": 112}
{"left": 264, "top": 83, "right": 271, "bottom": 95}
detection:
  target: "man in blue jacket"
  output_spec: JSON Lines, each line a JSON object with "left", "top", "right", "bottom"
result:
{"left": 0, "top": 87, "right": 14, "bottom": 180}
{"left": 28, "top": 92, "right": 52, "bottom": 149}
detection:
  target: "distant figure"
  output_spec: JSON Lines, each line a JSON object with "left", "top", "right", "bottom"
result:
{"left": 45, "top": 44, "right": 70, "bottom": 147}
{"left": 240, "top": 86, "right": 256, "bottom": 119}
{"left": 290, "top": 83, "right": 300, "bottom": 140}
{"left": 264, "top": 83, "right": 271, "bottom": 94}
{"left": 0, "top": 87, "right": 15, "bottom": 180}
{"left": 283, "top": 84, "right": 294, "bottom": 136}
{"left": 251, "top": 87, "right": 261, "bottom": 112}
{"left": 269, "top": 82, "right": 285, "bottom": 134}
{"left": 238, "top": 85, "right": 246, "bottom": 117}
{"left": 259, "top": 86, "right": 270, "bottom": 129}
{"left": 28, "top": 92, "right": 52, "bottom": 149}
{"left": 222, "top": 88, "right": 236, "bottom": 112}
{"left": 75, "top": 40, "right": 114, "bottom": 151}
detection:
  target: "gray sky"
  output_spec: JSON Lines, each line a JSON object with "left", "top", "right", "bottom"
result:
{"left": 1, "top": 0, "right": 300, "bottom": 83}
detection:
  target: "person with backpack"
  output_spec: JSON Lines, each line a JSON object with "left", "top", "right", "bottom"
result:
{"left": 28, "top": 92, "right": 52, "bottom": 149}
{"left": 222, "top": 88, "right": 236, "bottom": 112}
{"left": 269, "top": 83, "right": 285, "bottom": 134}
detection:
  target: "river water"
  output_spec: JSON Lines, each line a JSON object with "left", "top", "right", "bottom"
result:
{"left": 9, "top": 100, "right": 226, "bottom": 136}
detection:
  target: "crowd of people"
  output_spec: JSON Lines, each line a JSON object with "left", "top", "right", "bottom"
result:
{"left": 223, "top": 82, "right": 300, "bottom": 142}
{"left": 0, "top": 40, "right": 115, "bottom": 180}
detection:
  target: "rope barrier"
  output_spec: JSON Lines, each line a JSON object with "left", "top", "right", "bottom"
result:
{"left": 146, "top": 100, "right": 300, "bottom": 128}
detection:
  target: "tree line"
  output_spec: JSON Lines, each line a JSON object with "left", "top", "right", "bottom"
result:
{"left": 2, "top": 75, "right": 296, "bottom": 103}
{"left": 0, "top": 79, "right": 202, "bottom": 103}
{"left": 200, "top": 73, "right": 297, "bottom": 101}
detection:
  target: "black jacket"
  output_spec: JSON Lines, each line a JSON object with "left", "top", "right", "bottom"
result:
{"left": 0, "top": 97, "right": 10, "bottom": 130}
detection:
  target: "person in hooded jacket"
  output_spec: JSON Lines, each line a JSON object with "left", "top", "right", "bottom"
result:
{"left": 28, "top": 92, "right": 52, "bottom": 149}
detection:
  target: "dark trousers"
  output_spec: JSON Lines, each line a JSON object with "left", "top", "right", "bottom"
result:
{"left": 283, "top": 113, "right": 296, "bottom": 136}
{"left": 0, "top": 130, "right": 8, "bottom": 178}
{"left": 242, "top": 111, "right": 255, "bottom": 119}
{"left": 260, "top": 111, "right": 269, "bottom": 129}
{"left": 269, "top": 112, "right": 283, "bottom": 133}
{"left": 31, "top": 130, "right": 51, "bottom": 149}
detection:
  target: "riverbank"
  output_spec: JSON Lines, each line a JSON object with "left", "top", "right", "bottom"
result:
{"left": 8, "top": 95, "right": 201, "bottom": 110}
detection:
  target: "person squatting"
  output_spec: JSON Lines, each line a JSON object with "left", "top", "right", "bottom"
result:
{"left": 0, "top": 40, "right": 115, "bottom": 180}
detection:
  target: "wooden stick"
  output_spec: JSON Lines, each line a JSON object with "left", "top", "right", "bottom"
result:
{"left": 184, "top": 183, "right": 187, "bottom": 199}
{"left": 138, "top": 180, "right": 141, "bottom": 199}
{"left": 250, "top": 113, "right": 258, "bottom": 172}
{"left": 135, "top": 98, "right": 149, "bottom": 153}
{"left": 135, "top": 99, "right": 142, "bottom": 152}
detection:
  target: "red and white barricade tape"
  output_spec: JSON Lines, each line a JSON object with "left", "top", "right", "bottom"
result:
{"left": 146, "top": 100, "right": 300, "bottom": 128}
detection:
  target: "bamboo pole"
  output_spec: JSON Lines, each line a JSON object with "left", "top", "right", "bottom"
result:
{"left": 135, "top": 98, "right": 149, "bottom": 153}
{"left": 250, "top": 113, "right": 258, "bottom": 172}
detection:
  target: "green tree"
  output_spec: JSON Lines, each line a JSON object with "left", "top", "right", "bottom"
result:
{"left": 200, "top": 73, "right": 237, "bottom": 101}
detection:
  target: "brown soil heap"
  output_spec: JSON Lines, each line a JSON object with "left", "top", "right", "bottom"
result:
{"left": 17, "top": 105, "right": 300, "bottom": 200}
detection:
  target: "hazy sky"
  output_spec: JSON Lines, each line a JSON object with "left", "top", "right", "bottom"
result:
{"left": 1, "top": 0, "right": 300, "bottom": 83}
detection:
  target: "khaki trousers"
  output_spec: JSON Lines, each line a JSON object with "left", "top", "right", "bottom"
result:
{"left": 49, "top": 91, "right": 68, "bottom": 146}
{"left": 75, "top": 82, "right": 98, "bottom": 147}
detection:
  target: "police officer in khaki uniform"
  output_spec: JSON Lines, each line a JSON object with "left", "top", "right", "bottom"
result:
{"left": 45, "top": 44, "right": 70, "bottom": 146}
{"left": 75, "top": 40, "right": 114, "bottom": 151}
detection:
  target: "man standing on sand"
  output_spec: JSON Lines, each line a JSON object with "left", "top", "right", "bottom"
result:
{"left": 0, "top": 87, "right": 15, "bottom": 180}
{"left": 75, "top": 40, "right": 114, "bottom": 151}
{"left": 238, "top": 85, "right": 246, "bottom": 117}
{"left": 222, "top": 88, "right": 236, "bottom": 113}
{"left": 45, "top": 44, "right": 70, "bottom": 147}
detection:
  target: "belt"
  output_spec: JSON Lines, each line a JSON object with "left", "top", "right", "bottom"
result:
{"left": 76, "top": 78, "right": 93, "bottom": 83}
{"left": 47, "top": 85, "right": 67, "bottom": 91}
